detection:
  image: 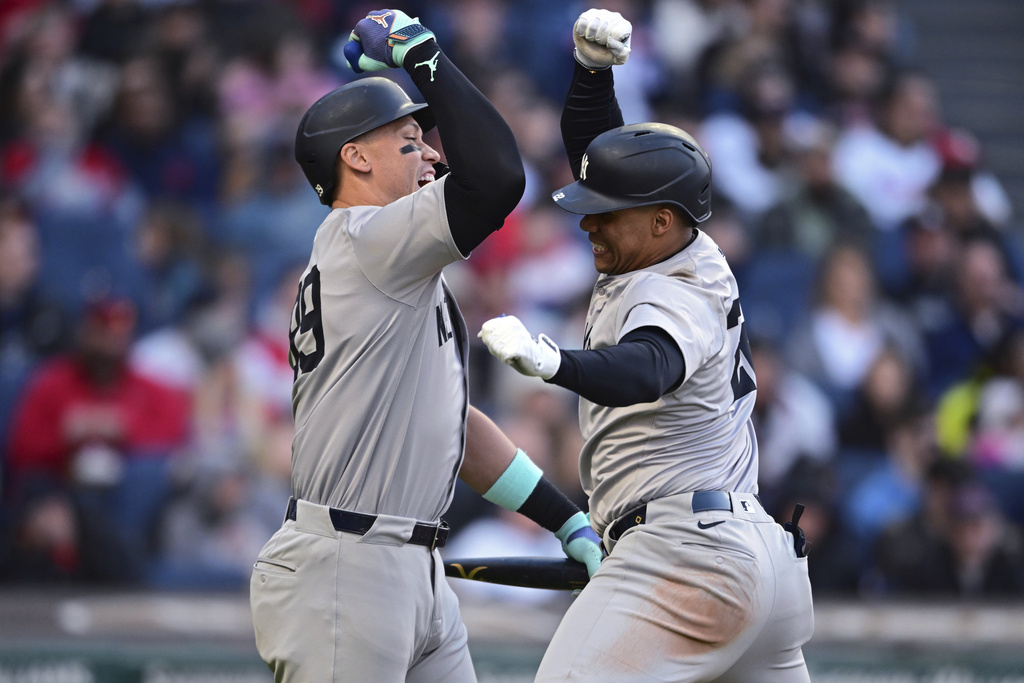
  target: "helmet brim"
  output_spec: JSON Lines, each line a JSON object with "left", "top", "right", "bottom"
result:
{"left": 551, "top": 179, "right": 639, "bottom": 215}
{"left": 552, "top": 177, "right": 712, "bottom": 223}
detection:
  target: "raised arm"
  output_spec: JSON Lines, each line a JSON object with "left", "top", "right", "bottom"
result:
{"left": 560, "top": 9, "right": 630, "bottom": 178}
{"left": 345, "top": 9, "right": 526, "bottom": 255}
{"left": 405, "top": 42, "right": 525, "bottom": 254}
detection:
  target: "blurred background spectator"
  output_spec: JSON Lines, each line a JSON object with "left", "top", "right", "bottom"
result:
{"left": 0, "top": 0, "right": 1020, "bottom": 602}
{"left": 0, "top": 193, "right": 71, "bottom": 454}
{"left": 1, "top": 297, "right": 189, "bottom": 583}
{"left": 874, "top": 467, "right": 1024, "bottom": 597}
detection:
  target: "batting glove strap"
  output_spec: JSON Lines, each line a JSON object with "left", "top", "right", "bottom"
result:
{"left": 556, "top": 511, "right": 604, "bottom": 578}
{"left": 478, "top": 315, "right": 561, "bottom": 380}
{"left": 573, "top": 8, "right": 632, "bottom": 68}
{"left": 344, "top": 9, "right": 436, "bottom": 73}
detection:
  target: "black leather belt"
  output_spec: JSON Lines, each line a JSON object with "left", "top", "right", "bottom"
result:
{"left": 286, "top": 498, "right": 449, "bottom": 550}
{"left": 607, "top": 491, "right": 734, "bottom": 541}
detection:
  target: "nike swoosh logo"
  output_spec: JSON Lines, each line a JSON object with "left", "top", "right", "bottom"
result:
{"left": 697, "top": 520, "right": 726, "bottom": 529}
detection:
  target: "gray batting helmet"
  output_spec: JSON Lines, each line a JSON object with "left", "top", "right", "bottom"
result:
{"left": 551, "top": 123, "right": 712, "bottom": 224}
{"left": 295, "top": 77, "right": 435, "bottom": 205}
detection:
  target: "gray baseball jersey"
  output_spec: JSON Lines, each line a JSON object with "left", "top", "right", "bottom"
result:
{"left": 536, "top": 229, "right": 813, "bottom": 683}
{"left": 287, "top": 175, "right": 468, "bottom": 520}
{"left": 578, "top": 228, "right": 759, "bottom": 534}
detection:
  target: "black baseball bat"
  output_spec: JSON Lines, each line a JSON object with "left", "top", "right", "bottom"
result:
{"left": 444, "top": 556, "right": 589, "bottom": 591}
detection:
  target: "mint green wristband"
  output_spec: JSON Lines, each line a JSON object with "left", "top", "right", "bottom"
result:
{"left": 483, "top": 449, "right": 542, "bottom": 511}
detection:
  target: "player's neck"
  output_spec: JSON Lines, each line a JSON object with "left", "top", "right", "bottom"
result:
{"left": 334, "top": 177, "right": 404, "bottom": 209}
{"left": 649, "top": 226, "right": 694, "bottom": 268}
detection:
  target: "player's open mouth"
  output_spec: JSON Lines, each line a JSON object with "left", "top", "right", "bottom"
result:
{"left": 418, "top": 173, "right": 434, "bottom": 188}
{"left": 591, "top": 242, "right": 608, "bottom": 255}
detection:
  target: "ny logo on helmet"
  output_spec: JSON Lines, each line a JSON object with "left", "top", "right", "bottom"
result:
{"left": 580, "top": 154, "right": 589, "bottom": 180}
{"left": 315, "top": 184, "right": 324, "bottom": 197}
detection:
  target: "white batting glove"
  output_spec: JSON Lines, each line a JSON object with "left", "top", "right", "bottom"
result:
{"left": 478, "top": 315, "right": 561, "bottom": 380}
{"left": 573, "top": 8, "right": 632, "bottom": 69}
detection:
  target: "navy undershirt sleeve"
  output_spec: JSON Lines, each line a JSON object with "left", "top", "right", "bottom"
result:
{"left": 561, "top": 62, "right": 623, "bottom": 180}
{"left": 546, "top": 326, "right": 685, "bottom": 407}
{"left": 404, "top": 42, "right": 526, "bottom": 256}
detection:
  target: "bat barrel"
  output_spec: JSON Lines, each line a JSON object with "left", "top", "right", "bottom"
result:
{"left": 444, "top": 557, "right": 590, "bottom": 591}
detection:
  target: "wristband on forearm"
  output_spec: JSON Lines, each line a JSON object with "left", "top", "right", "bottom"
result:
{"left": 483, "top": 449, "right": 581, "bottom": 532}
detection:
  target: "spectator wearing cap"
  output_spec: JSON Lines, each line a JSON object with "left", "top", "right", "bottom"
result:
{"left": 877, "top": 477, "right": 1024, "bottom": 596}
{"left": 931, "top": 127, "right": 1013, "bottom": 234}
{"left": 0, "top": 298, "right": 189, "bottom": 583}
{"left": 943, "top": 483, "right": 1024, "bottom": 595}
{"left": 928, "top": 127, "right": 1023, "bottom": 284}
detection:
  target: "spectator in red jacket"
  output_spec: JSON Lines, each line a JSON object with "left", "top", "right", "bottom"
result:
{"left": 1, "top": 297, "right": 189, "bottom": 583}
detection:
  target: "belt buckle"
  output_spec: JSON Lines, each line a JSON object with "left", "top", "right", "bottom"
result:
{"left": 430, "top": 520, "right": 449, "bottom": 551}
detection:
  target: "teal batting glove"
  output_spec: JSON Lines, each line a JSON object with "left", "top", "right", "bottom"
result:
{"left": 555, "top": 511, "right": 603, "bottom": 578}
{"left": 343, "top": 9, "right": 436, "bottom": 73}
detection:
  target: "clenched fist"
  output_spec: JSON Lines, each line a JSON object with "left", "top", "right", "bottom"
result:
{"left": 573, "top": 8, "right": 632, "bottom": 69}
{"left": 478, "top": 315, "right": 561, "bottom": 380}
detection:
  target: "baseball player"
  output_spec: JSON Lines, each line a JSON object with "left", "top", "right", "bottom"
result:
{"left": 479, "top": 9, "right": 815, "bottom": 682}
{"left": 249, "top": 9, "right": 602, "bottom": 682}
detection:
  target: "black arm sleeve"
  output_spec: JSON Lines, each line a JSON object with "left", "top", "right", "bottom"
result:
{"left": 561, "top": 61, "right": 624, "bottom": 180}
{"left": 404, "top": 41, "right": 526, "bottom": 256}
{"left": 546, "top": 327, "right": 685, "bottom": 407}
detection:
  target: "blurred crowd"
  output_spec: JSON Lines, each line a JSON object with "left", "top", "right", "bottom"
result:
{"left": 1, "top": 0, "right": 1023, "bottom": 601}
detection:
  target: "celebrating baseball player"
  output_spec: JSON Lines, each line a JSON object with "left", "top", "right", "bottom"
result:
{"left": 249, "top": 9, "right": 602, "bottom": 682}
{"left": 479, "top": 9, "right": 815, "bottom": 682}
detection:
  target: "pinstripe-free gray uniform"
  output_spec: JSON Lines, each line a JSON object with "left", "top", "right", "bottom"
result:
{"left": 579, "top": 229, "right": 758, "bottom": 536}
{"left": 536, "top": 228, "right": 814, "bottom": 683}
{"left": 288, "top": 175, "right": 467, "bottom": 518}
{"left": 251, "top": 176, "right": 479, "bottom": 682}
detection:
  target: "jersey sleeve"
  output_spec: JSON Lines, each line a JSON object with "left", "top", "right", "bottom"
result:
{"left": 348, "top": 177, "right": 465, "bottom": 304}
{"left": 618, "top": 275, "right": 724, "bottom": 386}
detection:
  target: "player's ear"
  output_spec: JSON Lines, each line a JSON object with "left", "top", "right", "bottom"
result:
{"left": 650, "top": 206, "right": 675, "bottom": 237}
{"left": 339, "top": 142, "right": 372, "bottom": 173}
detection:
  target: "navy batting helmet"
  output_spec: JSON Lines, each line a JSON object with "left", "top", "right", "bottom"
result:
{"left": 551, "top": 123, "right": 712, "bottom": 224}
{"left": 295, "top": 77, "right": 435, "bottom": 205}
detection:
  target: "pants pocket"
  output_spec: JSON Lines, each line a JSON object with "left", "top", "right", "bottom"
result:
{"left": 253, "top": 558, "right": 297, "bottom": 575}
